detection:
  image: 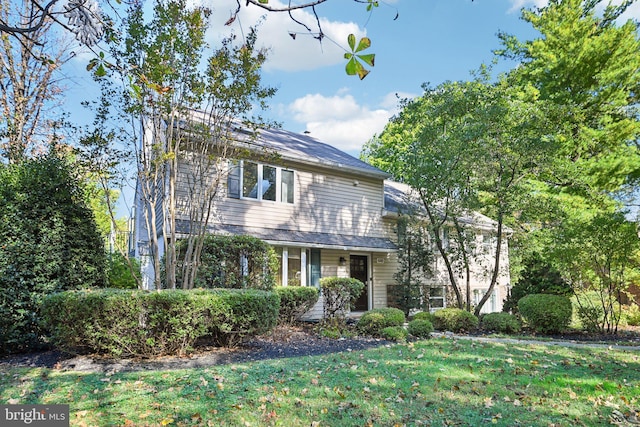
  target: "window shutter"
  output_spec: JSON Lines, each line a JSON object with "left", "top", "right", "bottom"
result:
{"left": 310, "top": 248, "right": 321, "bottom": 287}
{"left": 227, "top": 160, "right": 240, "bottom": 199}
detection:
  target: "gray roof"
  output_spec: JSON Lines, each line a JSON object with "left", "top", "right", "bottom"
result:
{"left": 176, "top": 221, "right": 397, "bottom": 252}
{"left": 244, "top": 127, "right": 391, "bottom": 179}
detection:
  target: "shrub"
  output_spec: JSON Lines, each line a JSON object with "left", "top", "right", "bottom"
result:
{"left": 320, "top": 277, "right": 364, "bottom": 325}
{"left": 174, "top": 235, "right": 278, "bottom": 290}
{"left": 432, "top": 308, "right": 479, "bottom": 333}
{"left": 407, "top": 319, "right": 434, "bottom": 338}
{"left": 41, "top": 288, "right": 279, "bottom": 357}
{"left": 275, "top": 286, "right": 319, "bottom": 324}
{"left": 357, "top": 307, "right": 406, "bottom": 336}
{"left": 623, "top": 304, "right": 640, "bottom": 326}
{"left": 107, "top": 252, "right": 140, "bottom": 289}
{"left": 380, "top": 326, "right": 408, "bottom": 342}
{"left": 572, "top": 291, "right": 624, "bottom": 334}
{"left": 412, "top": 311, "right": 436, "bottom": 323}
{"left": 481, "top": 312, "right": 521, "bottom": 334}
{"left": 518, "top": 293, "right": 572, "bottom": 334}
{"left": 0, "top": 153, "right": 106, "bottom": 354}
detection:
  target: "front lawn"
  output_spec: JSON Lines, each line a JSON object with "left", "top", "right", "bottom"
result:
{"left": 1, "top": 338, "right": 638, "bottom": 426}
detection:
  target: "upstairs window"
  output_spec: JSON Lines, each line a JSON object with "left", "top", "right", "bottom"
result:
{"left": 228, "top": 160, "right": 294, "bottom": 204}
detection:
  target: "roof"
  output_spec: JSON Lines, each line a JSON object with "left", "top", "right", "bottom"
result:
{"left": 175, "top": 222, "right": 397, "bottom": 252}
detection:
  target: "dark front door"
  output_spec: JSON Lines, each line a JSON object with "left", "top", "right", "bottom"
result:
{"left": 350, "top": 255, "right": 368, "bottom": 311}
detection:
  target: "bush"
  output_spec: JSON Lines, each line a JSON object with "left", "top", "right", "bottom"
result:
{"left": 407, "top": 319, "right": 434, "bottom": 338}
{"left": 107, "top": 252, "right": 140, "bottom": 289}
{"left": 41, "top": 288, "right": 279, "bottom": 357}
{"left": 380, "top": 326, "right": 408, "bottom": 342}
{"left": 481, "top": 312, "right": 521, "bottom": 334}
{"left": 320, "top": 277, "right": 364, "bottom": 325}
{"left": 518, "top": 293, "right": 572, "bottom": 334}
{"left": 174, "top": 235, "right": 278, "bottom": 290}
{"left": 432, "top": 308, "right": 479, "bottom": 333}
{"left": 623, "top": 304, "right": 640, "bottom": 326}
{"left": 572, "top": 291, "right": 624, "bottom": 333}
{"left": 357, "top": 307, "right": 406, "bottom": 336}
{"left": 412, "top": 311, "right": 436, "bottom": 323}
{"left": 0, "top": 153, "right": 107, "bottom": 354}
{"left": 275, "top": 286, "right": 319, "bottom": 324}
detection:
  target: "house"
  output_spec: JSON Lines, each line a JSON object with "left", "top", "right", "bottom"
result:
{"left": 134, "top": 122, "right": 511, "bottom": 316}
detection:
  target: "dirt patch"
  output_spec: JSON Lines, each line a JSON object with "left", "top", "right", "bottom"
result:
{"left": 0, "top": 324, "right": 390, "bottom": 373}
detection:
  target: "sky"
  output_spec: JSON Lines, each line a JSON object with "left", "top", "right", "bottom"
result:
{"left": 59, "top": 0, "right": 640, "bottom": 214}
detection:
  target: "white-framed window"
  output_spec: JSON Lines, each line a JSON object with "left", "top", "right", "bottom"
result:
{"left": 274, "top": 246, "right": 321, "bottom": 287}
{"left": 429, "top": 286, "right": 445, "bottom": 311}
{"left": 227, "top": 160, "right": 294, "bottom": 204}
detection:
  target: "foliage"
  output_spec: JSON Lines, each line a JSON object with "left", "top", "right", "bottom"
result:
{"left": 174, "top": 234, "right": 278, "bottom": 291}
{"left": 503, "top": 252, "right": 572, "bottom": 314}
{"left": 356, "top": 307, "right": 405, "bottom": 336}
{"left": 432, "top": 308, "right": 479, "bottom": 333}
{"left": 380, "top": 326, "right": 408, "bottom": 342}
{"left": 390, "top": 215, "right": 433, "bottom": 316}
{"left": 106, "top": 252, "right": 140, "bottom": 289}
{"left": 319, "top": 277, "right": 364, "bottom": 326}
{"left": 344, "top": 34, "right": 375, "bottom": 80}
{"left": 572, "top": 291, "right": 624, "bottom": 334}
{"left": 412, "top": 311, "right": 436, "bottom": 324}
{"left": 41, "top": 288, "right": 279, "bottom": 357}
{"left": 623, "top": 304, "right": 640, "bottom": 327}
{"left": 0, "top": 152, "right": 106, "bottom": 354}
{"left": 518, "top": 294, "right": 572, "bottom": 334}
{"left": 407, "top": 318, "right": 434, "bottom": 338}
{"left": 480, "top": 312, "right": 521, "bottom": 334}
{"left": 275, "top": 286, "right": 319, "bottom": 325}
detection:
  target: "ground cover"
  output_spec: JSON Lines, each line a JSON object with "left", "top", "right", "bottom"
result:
{"left": 1, "top": 337, "right": 639, "bottom": 426}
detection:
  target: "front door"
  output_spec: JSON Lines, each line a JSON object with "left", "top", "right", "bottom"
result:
{"left": 350, "top": 255, "right": 368, "bottom": 311}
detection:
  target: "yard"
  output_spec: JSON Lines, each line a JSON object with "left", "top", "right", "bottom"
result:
{"left": 1, "top": 335, "right": 639, "bottom": 426}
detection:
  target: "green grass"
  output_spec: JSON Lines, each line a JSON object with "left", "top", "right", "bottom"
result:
{"left": 1, "top": 338, "right": 639, "bottom": 426}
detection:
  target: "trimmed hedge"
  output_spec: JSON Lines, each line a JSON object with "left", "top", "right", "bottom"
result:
{"left": 480, "top": 312, "right": 521, "bottom": 334}
{"left": 41, "top": 288, "right": 279, "bottom": 357}
{"left": 357, "top": 307, "right": 406, "bottom": 336}
{"left": 407, "top": 319, "right": 434, "bottom": 338}
{"left": 432, "top": 308, "right": 479, "bottom": 333}
{"left": 412, "top": 311, "right": 436, "bottom": 324}
{"left": 320, "top": 277, "right": 364, "bottom": 322}
{"left": 380, "top": 326, "right": 408, "bottom": 342}
{"left": 275, "top": 286, "right": 319, "bottom": 324}
{"left": 518, "top": 293, "right": 572, "bottom": 334}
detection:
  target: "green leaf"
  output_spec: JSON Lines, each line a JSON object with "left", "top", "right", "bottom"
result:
{"left": 96, "top": 64, "right": 107, "bottom": 77}
{"left": 347, "top": 34, "right": 356, "bottom": 51}
{"left": 357, "top": 53, "right": 375, "bottom": 67}
{"left": 345, "top": 57, "right": 358, "bottom": 76}
{"left": 355, "top": 37, "right": 371, "bottom": 53}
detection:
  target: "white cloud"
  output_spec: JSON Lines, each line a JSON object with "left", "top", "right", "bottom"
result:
{"left": 508, "top": 0, "right": 547, "bottom": 13}
{"left": 287, "top": 91, "right": 406, "bottom": 154}
{"left": 207, "top": 0, "right": 367, "bottom": 72}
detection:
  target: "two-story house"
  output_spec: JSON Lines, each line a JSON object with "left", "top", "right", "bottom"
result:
{"left": 134, "top": 122, "right": 510, "bottom": 316}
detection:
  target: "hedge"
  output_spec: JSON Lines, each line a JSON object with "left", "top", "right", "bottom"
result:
{"left": 41, "top": 288, "right": 279, "bottom": 357}
{"left": 518, "top": 293, "right": 572, "bottom": 334}
{"left": 432, "top": 308, "right": 479, "bottom": 333}
{"left": 357, "top": 307, "right": 406, "bottom": 336}
{"left": 275, "top": 286, "right": 319, "bottom": 324}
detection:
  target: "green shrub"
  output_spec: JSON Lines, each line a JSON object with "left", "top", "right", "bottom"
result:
{"left": 481, "top": 312, "right": 521, "bottom": 334}
{"left": 320, "top": 277, "right": 364, "bottom": 325}
{"left": 623, "top": 304, "right": 640, "bottom": 326}
{"left": 357, "top": 307, "right": 405, "bottom": 336}
{"left": 572, "top": 291, "right": 624, "bottom": 333}
{"left": 380, "top": 326, "right": 408, "bottom": 342}
{"left": 174, "top": 235, "right": 278, "bottom": 290}
{"left": 107, "top": 252, "right": 140, "bottom": 289}
{"left": 518, "top": 293, "right": 572, "bottom": 334}
{"left": 275, "top": 286, "right": 319, "bottom": 324}
{"left": 0, "top": 153, "right": 107, "bottom": 354}
{"left": 407, "top": 319, "right": 434, "bottom": 338}
{"left": 432, "top": 308, "right": 479, "bottom": 333}
{"left": 41, "top": 288, "right": 279, "bottom": 357}
{"left": 412, "top": 311, "right": 436, "bottom": 323}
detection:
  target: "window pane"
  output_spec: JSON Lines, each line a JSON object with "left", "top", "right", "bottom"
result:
{"left": 263, "top": 166, "right": 276, "bottom": 201}
{"left": 430, "top": 287, "right": 444, "bottom": 297}
{"left": 243, "top": 162, "right": 258, "bottom": 198}
{"left": 281, "top": 170, "right": 294, "bottom": 203}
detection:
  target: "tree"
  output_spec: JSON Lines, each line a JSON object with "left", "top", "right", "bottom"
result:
{"left": 364, "top": 76, "right": 552, "bottom": 315}
{"left": 0, "top": 0, "right": 73, "bottom": 163}
{"left": 0, "top": 148, "right": 106, "bottom": 353}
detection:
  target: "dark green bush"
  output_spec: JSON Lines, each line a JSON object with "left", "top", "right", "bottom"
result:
{"left": 518, "top": 293, "right": 572, "bottom": 334}
{"left": 480, "top": 312, "right": 521, "bottom": 334}
{"left": 357, "top": 307, "right": 406, "bottom": 336}
{"left": 0, "top": 153, "right": 106, "bottom": 354}
{"left": 275, "top": 286, "right": 319, "bottom": 324}
{"left": 380, "top": 326, "right": 408, "bottom": 342}
{"left": 432, "top": 308, "right": 479, "bottom": 332}
{"left": 320, "top": 277, "right": 364, "bottom": 324}
{"left": 41, "top": 288, "right": 279, "bottom": 357}
{"left": 412, "top": 311, "right": 436, "bottom": 324}
{"left": 174, "top": 235, "right": 278, "bottom": 290}
{"left": 107, "top": 252, "right": 140, "bottom": 289}
{"left": 407, "top": 319, "right": 434, "bottom": 338}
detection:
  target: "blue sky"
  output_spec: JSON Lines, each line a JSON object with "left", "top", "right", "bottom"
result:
{"left": 59, "top": 0, "right": 640, "bottom": 215}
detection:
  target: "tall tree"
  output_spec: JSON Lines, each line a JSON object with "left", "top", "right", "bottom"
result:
{"left": 0, "top": 0, "right": 72, "bottom": 163}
